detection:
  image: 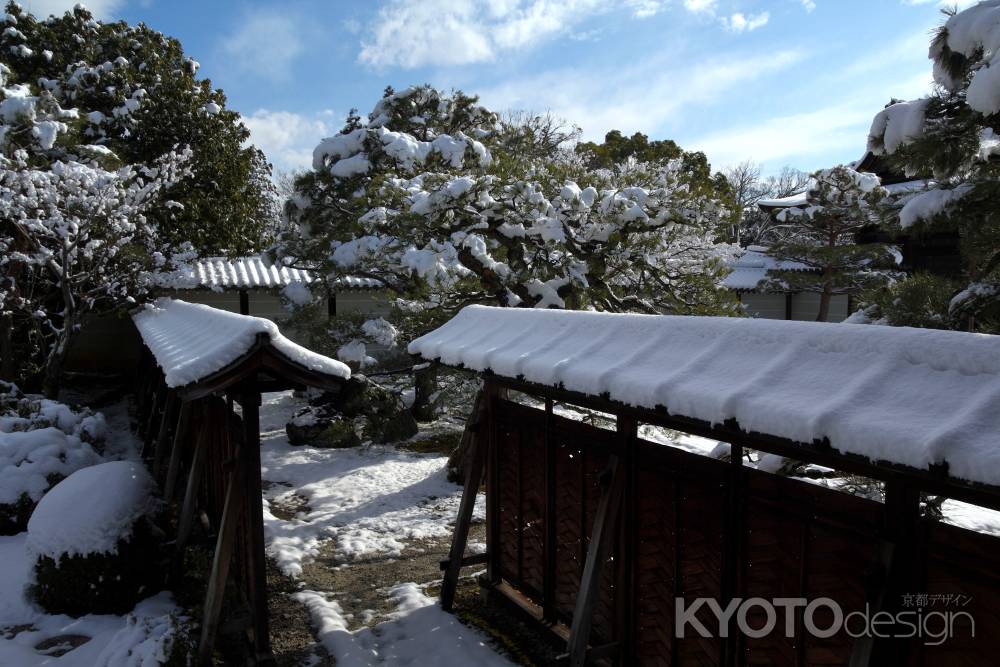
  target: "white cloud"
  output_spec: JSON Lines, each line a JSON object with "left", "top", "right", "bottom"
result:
{"left": 359, "top": 0, "right": 606, "bottom": 68}
{"left": 722, "top": 11, "right": 769, "bottom": 33}
{"left": 244, "top": 109, "right": 339, "bottom": 174}
{"left": 20, "top": 0, "right": 125, "bottom": 18}
{"left": 625, "top": 0, "right": 666, "bottom": 18}
{"left": 476, "top": 49, "right": 804, "bottom": 142}
{"left": 359, "top": 0, "right": 738, "bottom": 69}
{"left": 221, "top": 10, "right": 306, "bottom": 83}
{"left": 683, "top": 0, "right": 717, "bottom": 13}
{"left": 800, "top": 0, "right": 817, "bottom": 12}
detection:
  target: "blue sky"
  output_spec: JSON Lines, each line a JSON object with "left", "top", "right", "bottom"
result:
{"left": 23, "top": 0, "right": 971, "bottom": 176}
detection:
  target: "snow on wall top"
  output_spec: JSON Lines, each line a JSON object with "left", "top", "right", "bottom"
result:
{"left": 409, "top": 306, "right": 1000, "bottom": 487}
{"left": 152, "top": 256, "right": 383, "bottom": 292}
{"left": 723, "top": 247, "right": 813, "bottom": 291}
{"left": 133, "top": 298, "right": 350, "bottom": 388}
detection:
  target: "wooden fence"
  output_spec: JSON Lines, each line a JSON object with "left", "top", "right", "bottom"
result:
{"left": 473, "top": 391, "right": 1000, "bottom": 666}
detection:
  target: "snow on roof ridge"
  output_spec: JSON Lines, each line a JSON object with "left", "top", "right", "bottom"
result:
{"left": 133, "top": 298, "right": 350, "bottom": 388}
{"left": 410, "top": 306, "right": 1000, "bottom": 487}
{"left": 151, "top": 255, "right": 384, "bottom": 291}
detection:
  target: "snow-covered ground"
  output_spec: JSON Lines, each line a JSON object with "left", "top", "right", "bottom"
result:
{"left": 259, "top": 390, "right": 508, "bottom": 666}
{"left": 0, "top": 400, "right": 185, "bottom": 666}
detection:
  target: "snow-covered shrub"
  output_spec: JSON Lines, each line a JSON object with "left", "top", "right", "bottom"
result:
{"left": 288, "top": 376, "right": 419, "bottom": 447}
{"left": 94, "top": 594, "right": 195, "bottom": 667}
{"left": 27, "top": 460, "right": 164, "bottom": 616}
{"left": 0, "top": 382, "right": 108, "bottom": 534}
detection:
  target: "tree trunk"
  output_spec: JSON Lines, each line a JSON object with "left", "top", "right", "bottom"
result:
{"left": 411, "top": 362, "right": 439, "bottom": 422}
{"left": 816, "top": 273, "right": 833, "bottom": 322}
{"left": 42, "top": 315, "right": 76, "bottom": 399}
{"left": 0, "top": 314, "right": 14, "bottom": 382}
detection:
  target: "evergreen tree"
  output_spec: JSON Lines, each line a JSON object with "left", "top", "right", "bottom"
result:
{"left": 866, "top": 2, "right": 1000, "bottom": 332}
{"left": 276, "top": 86, "right": 736, "bottom": 363}
{"left": 765, "top": 166, "right": 898, "bottom": 322}
{"left": 0, "top": 2, "right": 277, "bottom": 255}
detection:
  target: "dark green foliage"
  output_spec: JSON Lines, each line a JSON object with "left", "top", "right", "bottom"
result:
{"left": 858, "top": 273, "right": 962, "bottom": 330}
{"left": 1, "top": 2, "right": 277, "bottom": 255}
{"left": 765, "top": 166, "right": 897, "bottom": 321}
{"left": 29, "top": 517, "right": 165, "bottom": 617}
{"left": 866, "top": 7, "right": 1000, "bottom": 333}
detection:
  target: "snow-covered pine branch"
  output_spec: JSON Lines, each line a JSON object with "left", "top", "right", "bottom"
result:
{"left": 863, "top": 2, "right": 1000, "bottom": 330}
{"left": 276, "top": 86, "right": 737, "bottom": 362}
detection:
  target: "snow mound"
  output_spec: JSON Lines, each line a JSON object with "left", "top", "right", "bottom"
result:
{"left": 133, "top": 298, "right": 350, "bottom": 388}
{"left": 0, "top": 386, "right": 107, "bottom": 506}
{"left": 410, "top": 306, "right": 1000, "bottom": 487}
{"left": 27, "top": 461, "right": 157, "bottom": 559}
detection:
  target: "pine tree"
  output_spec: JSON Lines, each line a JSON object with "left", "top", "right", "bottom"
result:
{"left": 276, "top": 85, "right": 736, "bottom": 364}
{"left": 765, "top": 166, "right": 898, "bottom": 322}
{"left": 866, "top": 2, "right": 1000, "bottom": 332}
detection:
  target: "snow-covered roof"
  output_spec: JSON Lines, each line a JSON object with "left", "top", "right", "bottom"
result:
{"left": 723, "top": 246, "right": 813, "bottom": 291}
{"left": 757, "top": 180, "right": 935, "bottom": 210}
{"left": 133, "top": 298, "right": 350, "bottom": 388}
{"left": 410, "top": 306, "right": 1000, "bottom": 487}
{"left": 152, "top": 256, "right": 383, "bottom": 291}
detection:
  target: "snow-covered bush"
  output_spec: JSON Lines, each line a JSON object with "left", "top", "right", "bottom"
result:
{"left": 94, "top": 594, "right": 194, "bottom": 667}
{"left": 27, "top": 460, "right": 163, "bottom": 616}
{"left": 0, "top": 382, "right": 107, "bottom": 534}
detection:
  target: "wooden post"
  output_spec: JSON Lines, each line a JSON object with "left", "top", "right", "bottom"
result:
{"left": 722, "top": 441, "right": 744, "bottom": 667}
{"left": 543, "top": 398, "right": 557, "bottom": 622}
{"left": 239, "top": 289, "right": 250, "bottom": 315}
{"left": 850, "top": 478, "right": 920, "bottom": 667}
{"left": 485, "top": 381, "right": 502, "bottom": 585}
{"left": 615, "top": 417, "right": 638, "bottom": 664}
{"left": 785, "top": 293, "right": 794, "bottom": 321}
{"left": 143, "top": 382, "right": 165, "bottom": 451}
{"left": 197, "top": 448, "right": 244, "bottom": 665}
{"left": 567, "top": 449, "right": 627, "bottom": 667}
{"left": 164, "top": 401, "right": 193, "bottom": 500}
{"left": 152, "top": 392, "right": 178, "bottom": 478}
{"left": 327, "top": 293, "right": 337, "bottom": 319}
{"left": 441, "top": 390, "right": 488, "bottom": 611}
{"left": 240, "top": 390, "right": 275, "bottom": 665}
{"left": 175, "top": 423, "right": 209, "bottom": 557}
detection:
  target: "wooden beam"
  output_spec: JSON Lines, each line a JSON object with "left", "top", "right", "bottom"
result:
{"left": 197, "top": 447, "right": 244, "bottom": 665}
{"left": 567, "top": 451, "right": 627, "bottom": 667}
{"left": 239, "top": 390, "right": 276, "bottom": 665}
{"left": 175, "top": 420, "right": 209, "bottom": 558}
{"left": 439, "top": 552, "right": 489, "bottom": 571}
{"left": 164, "top": 400, "right": 193, "bottom": 500}
{"left": 441, "top": 389, "right": 488, "bottom": 611}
